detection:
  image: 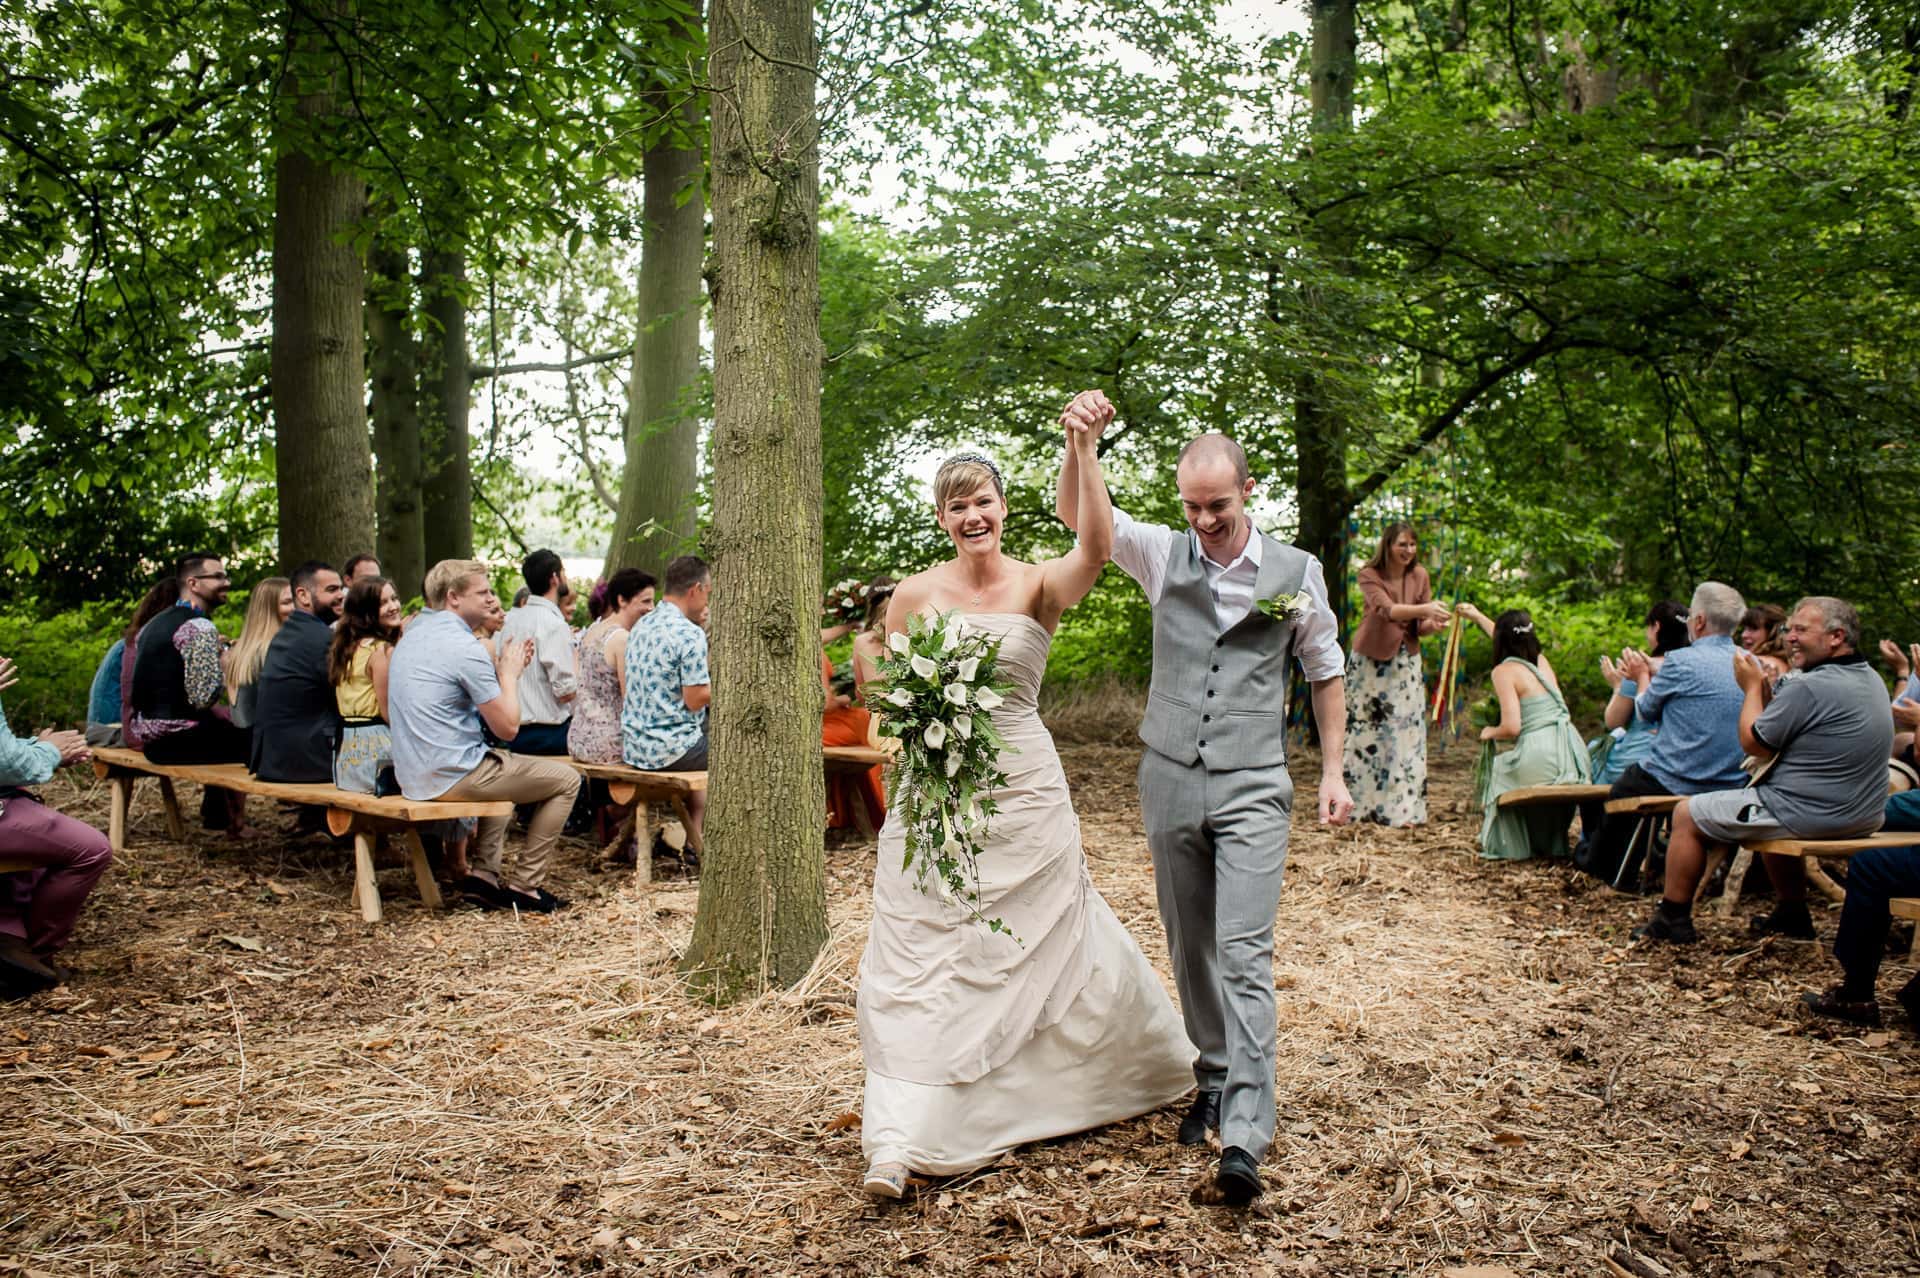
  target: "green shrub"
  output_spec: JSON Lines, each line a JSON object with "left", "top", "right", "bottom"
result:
{"left": 0, "top": 602, "right": 131, "bottom": 731}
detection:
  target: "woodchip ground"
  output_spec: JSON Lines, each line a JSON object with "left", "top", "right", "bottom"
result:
{"left": 2, "top": 740, "right": 1916, "bottom": 1275}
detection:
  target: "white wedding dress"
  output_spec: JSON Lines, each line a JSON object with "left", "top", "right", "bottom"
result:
{"left": 858, "top": 612, "right": 1193, "bottom": 1175}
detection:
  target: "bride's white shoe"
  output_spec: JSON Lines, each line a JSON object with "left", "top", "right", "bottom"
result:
{"left": 862, "top": 1161, "right": 909, "bottom": 1200}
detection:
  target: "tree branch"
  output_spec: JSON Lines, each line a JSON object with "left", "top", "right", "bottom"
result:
{"left": 470, "top": 348, "right": 629, "bottom": 379}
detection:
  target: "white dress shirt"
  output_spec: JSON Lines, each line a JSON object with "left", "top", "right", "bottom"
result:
{"left": 1108, "top": 508, "right": 1345, "bottom": 683}
{"left": 495, "top": 595, "right": 579, "bottom": 725}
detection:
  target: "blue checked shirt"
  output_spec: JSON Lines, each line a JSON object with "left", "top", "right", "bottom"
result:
{"left": 1633, "top": 634, "right": 1748, "bottom": 793}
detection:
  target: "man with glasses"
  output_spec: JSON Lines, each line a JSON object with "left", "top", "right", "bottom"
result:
{"left": 130, "top": 553, "right": 254, "bottom": 836}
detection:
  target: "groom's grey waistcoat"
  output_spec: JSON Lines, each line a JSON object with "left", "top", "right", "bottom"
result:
{"left": 1138, "top": 530, "right": 1310, "bottom": 772}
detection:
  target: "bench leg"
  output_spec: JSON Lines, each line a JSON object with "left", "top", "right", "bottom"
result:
{"left": 1713, "top": 847, "right": 1754, "bottom": 918}
{"left": 353, "top": 832, "right": 383, "bottom": 924}
{"left": 107, "top": 775, "right": 133, "bottom": 854}
{"left": 671, "top": 796, "right": 704, "bottom": 856}
{"left": 402, "top": 829, "right": 444, "bottom": 910}
{"left": 1803, "top": 856, "right": 1846, "bottom": 903}
{"left": 1694, "top": 845, "right": 1729, "bottom": 905}
{"left": 155, "top": 777, "right": 187, "bottom": 842}
{"left": 1613, "top": 818, "right": 1649, "bottom": 891}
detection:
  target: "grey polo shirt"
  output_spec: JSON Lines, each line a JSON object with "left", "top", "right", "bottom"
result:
{"left": 1750, "top": 654, "right": 1894, "bottom": 837}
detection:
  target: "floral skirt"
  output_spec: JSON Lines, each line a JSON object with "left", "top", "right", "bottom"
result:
{"left": 1343, "top": 646, "right": 1428, "bottom": 827}
{"left": 334, "top": 722, "right": 392, "bottom": 795}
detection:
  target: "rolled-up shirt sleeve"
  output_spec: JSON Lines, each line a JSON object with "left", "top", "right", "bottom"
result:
{"left": 0, "top": 697, "right": 60, "bottom": 788}
{"left": 1108, "top": 508, "right": 1175, "bottom": 605}
{"left": 538, "top": 609, "right": 578, "bottom": 699}
{"left": 1292, "top": 558, "right": 1346, "bottom": 682}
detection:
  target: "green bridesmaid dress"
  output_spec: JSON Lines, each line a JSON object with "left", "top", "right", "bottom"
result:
{"left": 1477, "top": 657, "right": 1592, "bottom": 861}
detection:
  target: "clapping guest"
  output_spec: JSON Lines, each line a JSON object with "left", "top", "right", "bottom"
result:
{"left": 1877, "top": 638, "right": 1920, "bottom": 764}
{"left": 249, "top": 562, "right": 345, "bottom": 785}
{"left": 87, "top": 578, "right": 181, "bottom": 748}
{"left": 567, "top": 568, "right": 655, "bottom": 765}
{"left": 1345, "top": 522, "right": 1453, "bottom": 827}
{"left": 1460, "top": 604, "right": 1592, "bottom": 861}
{"left": 0, "top": 656, "right": 113, "bottom": 996}
{"left": 492, "top": 549, "right": 578, "bottom": 756}
{"left": 1636, "top": 597, "right": 1893, "bottom": 945}
{"left": 329, "top": 578, "right": 403, "bottom": 793}
{"left": 1741, "top": 603, "right": 1785, "bottom": 652}
{"left": 223, "top": 577, "right": 293, "bottom": 734}
{"left": 1573, "top": 585, "right": 1747, "bottom": 885}
{"left": 1590, "top": 602, "right": 1691, "bottom": 786}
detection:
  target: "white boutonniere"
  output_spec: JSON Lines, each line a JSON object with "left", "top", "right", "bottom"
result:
{"left": 1254, "top": 590, "right": 1314, "bottom": 624}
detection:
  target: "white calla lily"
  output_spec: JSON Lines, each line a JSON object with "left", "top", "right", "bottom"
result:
{"left": 940, "top": 623, "right": 960, "bottom": 653}
{"left": 885, "top": 688, "right": 913, "bottom": 708}
{"left": 944, "top": 751, "right": 962, "bottom": 777}
{"left": 888, "top": 631, "right": 910, "bottom": 655}
{"left": 952, "top": 714, "right": 972, "bottom": 740}
{"left": 956, "top": 656, "right": 980, "bottom": 683}
{"left": 923, "top": 720, "right": 947, "bottom": 750}
{"left": 974, "top": 686, "right": 1004, "bottom": 711}
{"left": 944, "top": 682, "right": 968, "bottom": 707}
{"left": 909, "top": 654, "right": 937, "bottom": 679}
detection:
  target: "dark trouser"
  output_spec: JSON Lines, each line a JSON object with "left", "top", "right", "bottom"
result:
{"left": 660, "top": 732, "right": 709, "bottom": 771}
{"left": 1833, "top": 844, "right": 1920, "bottom": 1000}
{"left": 505, "top": 719, "right": 572, "bottom": 756}
{"left": 1574, "top": 764, "right": 1673, "bottom": 884}
{"left": 144, "top": 719, "right": 250, "bottom": 829}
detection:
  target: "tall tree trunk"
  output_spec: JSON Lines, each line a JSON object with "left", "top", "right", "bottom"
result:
{"left": 681, "top": 0, "right": 826, "bottom": 1002}
{"left": 1295, "top": 0, "right": 1357, "bottom": 623}
{"left": 271, "top": 0, "right": 374, "bottom": 574}
{"left": 421, "top": 248, "right": 473, "bottom": 563}
{"left": 605, "top": 11, "right": 707, "bottom": 580}
{"left": 368, "top": 239, "right": 426, "bottom": 596}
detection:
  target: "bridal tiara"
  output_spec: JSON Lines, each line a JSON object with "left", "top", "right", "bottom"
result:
{"left": 939, "top": 452, "right": 1005, "bottom": 491}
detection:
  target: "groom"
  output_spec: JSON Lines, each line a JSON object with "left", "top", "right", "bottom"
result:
{"left": 1057, "top": 389, "right": 1353, "bottom": 1205}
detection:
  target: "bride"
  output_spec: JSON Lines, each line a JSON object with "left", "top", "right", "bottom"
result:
{"left": 856, "top": 425, "right": 1193, "bottom": 1198}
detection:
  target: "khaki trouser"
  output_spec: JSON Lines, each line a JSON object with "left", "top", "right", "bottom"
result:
{"left": 438, "top": 750, "right": 581, "bottom": 890}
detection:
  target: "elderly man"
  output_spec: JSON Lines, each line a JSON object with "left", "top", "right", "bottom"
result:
{"left": 1635, "top": 596, "right": 1893, "bottom": 945}
{"left": 1578, "top": 583, "right": 1749, "bottom": 884}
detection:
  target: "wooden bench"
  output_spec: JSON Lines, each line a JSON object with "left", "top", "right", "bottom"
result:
{"left": 88, "top": 746, "right": 512, "bottom": 923}
{"left": 567, "top": 744, "right": 896, "bottom": 882}
{"left": 1495, "top": 783, "right": 1612, "bottom": 809}
{"left": 1601, "top": 793, "right": 1685, "bottom": 891}
{"left": 1715, "top": 831, "right": 1920, "bottom": 918}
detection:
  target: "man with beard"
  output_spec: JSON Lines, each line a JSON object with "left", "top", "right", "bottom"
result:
{"left": 249, "top": 561, "right": 346, "bottom": 785}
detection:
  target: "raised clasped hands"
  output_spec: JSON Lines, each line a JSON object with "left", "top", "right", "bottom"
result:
{"left": 1731, "top": 645, "right": 1767, "bottom": 693}
{"left": 37, "top": 728, "right": 89, "bottom": 767}
{"left": 1618, "top": 646, "right": 1653, "bottom": 686}
{"left": 1059, "top": 389, "right": 1115, "bottom": 447}
{"left": 1599, "top": 652, "right": 1624, "bottom": 690}
{"left": 498, "top": 636, "right": 534, "bottom": 681}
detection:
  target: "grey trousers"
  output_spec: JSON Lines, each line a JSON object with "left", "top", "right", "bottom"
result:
{"left": 1139, "top": 747, "right": 1293, "bottom": 1163}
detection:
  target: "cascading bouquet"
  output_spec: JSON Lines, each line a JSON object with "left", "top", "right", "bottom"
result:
{"left": 869, "top": 610, "right": 1019, "bottom": 936}
{"left": 824, "top": 577, "right": 871, "bottom": 624}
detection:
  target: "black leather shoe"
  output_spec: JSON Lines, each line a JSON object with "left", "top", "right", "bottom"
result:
{"left": 1217, "top": 1146, "right": 1262, "bottom": 1205}
{"left": 1749, "top": 906, "right": 1816, "bottom": 941}
{"left": 1177, "top": 1089, "right": 1220, "bottom": 1146}
{"left": 0, "top": 936, "right": 58, "bottom": 998}
{"left": 1802, "top": 984, "right": 1881, "bottom": 1027}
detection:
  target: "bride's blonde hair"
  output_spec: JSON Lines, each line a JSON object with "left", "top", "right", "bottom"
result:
{"left": 933, "top": 453, "right": 1004, "bottom": 509}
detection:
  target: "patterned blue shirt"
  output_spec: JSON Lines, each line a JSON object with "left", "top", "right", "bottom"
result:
{"left": 621, "top": 600, "right": 710, "bottom": 770}
{"left": 1633, "top": 634, "right": 1748, "bottom": 793}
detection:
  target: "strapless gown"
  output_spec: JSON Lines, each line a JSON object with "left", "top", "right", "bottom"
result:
{"left": 857, "top": 612, "right": 1193, "bottom": 1174}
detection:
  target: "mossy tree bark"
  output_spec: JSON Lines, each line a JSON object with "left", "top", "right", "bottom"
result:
{"left": 421, "top": 248, "right": 473, "bottom": 563}
{"left": 606, "top": 4, "right": 707, "bottom": 581}
{"left": 271, "top": 0, "right": 375, "bottom": 574}
{"left": 681, "top": 0, "right": 828, "bottom": 1002}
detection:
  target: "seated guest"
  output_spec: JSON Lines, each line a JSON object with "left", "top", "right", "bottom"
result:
{"left": 330, "top": 577, "right": 403, "bottom": 793}
{"left": 1797, "top": 789, "right": 1920, "bottom": 1027}
{"left": 1588, "top": 601, "right": 1691, "bottom": 785}
{"left": 622, "top": 554, "right": 712, "bottom": 844}
{"left": 1636, "top": 596, "right": 1895, "bottom": 944}
{"left": 249, "top": 562, "right": 345, "bottom": 784}
{"left": 224, "top": 577, "right": 293, "bottom": 734}
{"left": 1878, "top": 638, "right": 1920, "bottom": 763}
{"left": 1740, "top": 602, "right": 1785, "bottom": 652}
{"left": 568, "top": 568, "right": 656, "bottom": 765}
{"left": 494, "top": 548, "right": 577, "bottom": 756}
{"left": 86, "top": 578, "right": 181, "bottom": 748}
{"left": 823, "top": 576, "right": 891, "bottom": 833}
{"left": 1752, "top": 631, "right": 1792, "bottom": 683}
{"left": 390, "top": 559, "right": 581, "bottom": 912}
{"left": 0, "top": 657, "right": 113, "bottom": 996}
{"left": 1575, "top": 585, "right": 1747, "bottom": 884}
{"left": 1460, "top": 604, "right": 1591, "bottom": 860}
{"left": 131, "top": 553, "right": 255, "bottom": 836}
{"left": 343, "top": 554, "right": 382, "bottom": 585}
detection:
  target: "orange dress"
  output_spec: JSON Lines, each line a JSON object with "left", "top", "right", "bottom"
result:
{"left": 822, "top": 652, "right": 886, "bottom": 832}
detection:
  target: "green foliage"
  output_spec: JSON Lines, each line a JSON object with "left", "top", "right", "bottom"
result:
{"left": 0, "top": 601, "right": 130, "bottom": 731}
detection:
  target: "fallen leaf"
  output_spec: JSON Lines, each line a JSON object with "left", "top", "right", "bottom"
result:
{"left": 240, "top": 1152, "right": 283, "bottom": 1171}
{"left": 440, "top": 1181, "right": 476, "bottom": 1196}
{"left": 148, "top": 1108, "right": 175, "bottom": 1126}
{"left": 1788, "top": 1080, "right": 1821, "bottom": 1095}
{"left": 710, "top": 1207, "right": 743, "bottom": 1223}
{"left": 181, "top": 1097, "right": 213, "bottom": 1108}
{"left": 136, "top": 1046, "right": 177, "bottom": 1063}
{"left": 821, "top": 1111, "right": 860, "bottom": 1133}
{"left": 1689, "top": 1195, "right": 1710, "bottom": 1214}
{"left": 0, "top": 1051, "right": 28, "bottom": 1067}
{"left": 1728, "top": 1138, "right": 1750, "bottom": 1159}
{"left": 589, "top": 1226, "right": 621, "bottom": 1248}
{"left": 362, "top": 1038, "right": 395, "bottom": 1051}
{"left": 1490, "top": 1132, "right": 1528, "bottom": 1148}
{"left": 217, "top": 935, "right": 266, "bottom": 953}
{"left": 74, "top": 1044, "right": 122, "bottom": 1059}
{"left": 687, "top": 1093, "right": 712, "bottom": 1109}
{"left": 8, "top": 1027, "right": 27, "bottom": 1044}
{"left": 265, "top": 880, "right": 294, "bottom": 897}
{"left": 1084, "top": 1159, "right": 1113, "bottom": 1178}
{"left": 1863, "top": 1032, "right": 1891, "bottom": 1049}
